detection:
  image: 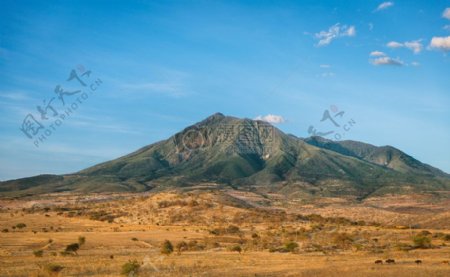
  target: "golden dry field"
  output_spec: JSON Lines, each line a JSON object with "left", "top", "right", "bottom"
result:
{"left": 0, "top": 191, "right": 449, "bottom": 276}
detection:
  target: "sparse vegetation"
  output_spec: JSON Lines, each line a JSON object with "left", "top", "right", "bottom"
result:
{"left": 413, "top": 234, "right": 432, "bottom": 249}
{"left": 0, "top": 191, "right": 449, "bottom": 276}
{"left": 121, "top": 259, "right": 140, "bottom": 275}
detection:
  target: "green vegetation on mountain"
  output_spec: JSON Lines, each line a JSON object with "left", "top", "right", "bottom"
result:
{"left": 1, "top": 113, "right": 449, "bottom": 198}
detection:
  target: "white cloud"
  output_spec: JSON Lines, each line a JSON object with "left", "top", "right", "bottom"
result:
{"left": 404, "top": 40, "right": 423, "bottom": 54}
{"left": 443, "top": 7, "right": 450, "bottom": 20}
{"left": 370, "top": 56, "right": 404, "bottom": 66}
{"left": 369, "top": 23, "right": 374, "bottom": 31}
{"left": 320, "top": 64, "right": 331, "bottom": 68}
{"left": 254, "top": 114, "right": 286, "bottom": 124}
{"left": 315, "top": 23, "right": 356, "bottom": 46}
{"left": 444, "top": 25, "right": 450, "bottom": 31}
{"left": 319, "top": 72, "right": 335, "bottom": 78}
{"left": 410, "top": 61, "right": 420, "bottom": 66}
{"left": 370, "top": 51, "right": 386, "bottom": 57}
{"left": 375, "top": 2, "right": 394, "bottom": 12}
{"left": 387, "top": 41, "right": 403, "bottom": 48}
{"left": 387, "top": 40, "right": 423, "bottom": 53}
{"left": 429, "top": 36, "right": 450, "bottom": 51}
{"left": 345, "top": 26, "right": 356, "bottom": 36}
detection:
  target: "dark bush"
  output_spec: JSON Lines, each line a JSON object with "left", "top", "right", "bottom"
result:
{"left": 33, "top": 249, "right": 44, "bottom": 257}
{"left": 161, "top": 240, "right": 173, "bottom": 255}
{"left": 65, "top": 243, "right": 80, "bottom": 253}
{"left": 121, "top": 259, "right": 140, "bottom": 275}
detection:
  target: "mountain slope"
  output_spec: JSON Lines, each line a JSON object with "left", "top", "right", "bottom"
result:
{"left": 1, "top": 113, "right": 449, "bottom": 198}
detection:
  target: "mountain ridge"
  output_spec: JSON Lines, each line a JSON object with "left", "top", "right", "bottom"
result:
{"left": 1, "top": 113, "right": 449, "bottom": 198}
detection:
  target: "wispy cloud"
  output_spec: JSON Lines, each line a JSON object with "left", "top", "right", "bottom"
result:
{"left": 443, "top": 7, "right": 450, "bottom": 20}
{"left": 315, "top": 23, "right": 356, "bottom": 46}
{"left": 319, "top": 64, "right": 331, "bottom": 68}
{"left": 120, "top": 82, "right": 186, "bottom": 98}
{"left": 370, "top": 56, "right": 404, "bottom": 66}
{"left": 369, "top": 51, "right": 386, "bottom": 57}
{"left": 387, "top": 40, "right": 423, "bottom": 54}
{"left": 65, "top": 114, "right": 143, "bottom": 135}
{"left": 254, "top": 114, "right": 286, "bottom": 124}
{"left": 375, "top": 2, "right": 394, "bottom": 12}
{"left": 429, "top": 36, "right": 450, "bottom": 51}
{"left": 0, "top": 91, "right": 35, "bottom": 101}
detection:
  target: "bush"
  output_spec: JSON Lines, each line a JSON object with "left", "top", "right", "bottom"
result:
{"left": 131, "top": 237, "right": 139, "bottom": 241}
{"left": 284, "top": 241, "right": 299, "bottom": 252}
{"left": 176, "top": 241, "right": 188, "bottom": 253}
{"left": 161, "top": 240, "right": 173, "bottom": 255}
{"left": 413, "top": 235, "right": 432, "bottom": 249}
{"left": 1, "top": 228, "right": 8, "bottom": 233}
{"left": 16, "top": 223, "right": 26, "bottom": 229}
{"left": 33, "top": 249, "right": 44, "bottom": 257}
{"left": 44, "top": 263, "right": 64, "bottom": 274}
{"left": 78, "top": 236, "right": 86, "bottom": 246}
{"left": 65, "top": 243, "right": 80, "bottom": 253}
{"left": 229, "top": 245, "right": 242, "bottom": 253}
{"left": 121, "top": 259, "right": 140, "bottom": 275}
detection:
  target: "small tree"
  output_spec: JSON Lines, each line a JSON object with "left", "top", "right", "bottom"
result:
{"left": 121, "top": 259, "right": 140, "bottom": 276}
{"left": 65, "top": 243, "right": 80, "bottom": 254}
{"left": 161, "top": 240, "right": 174, "bottom": 255}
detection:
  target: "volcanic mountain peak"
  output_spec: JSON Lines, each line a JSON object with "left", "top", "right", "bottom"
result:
{"left": 1, "top": 113, "right": 449, "bottom": 198}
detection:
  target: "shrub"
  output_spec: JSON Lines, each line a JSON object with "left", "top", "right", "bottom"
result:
{"left": 33, "top": 249, "right": 44, "bottom": 257}
{"left": 161, "top": 240, "right": 173, "bottom": 255}
{"left": 65, "top": 243, "right": 80, "bottom": 254}
{"left": 1, "top": 228, "right": 8, "bottom": 233}
{"left": 78, "top": 236, "right": 86, "bottom": 246}
{"left": 176, "top": 241, "right": 188, "bottom": 253}
{"left": 44, "top": 263, "right": 64, "bottom": 274}
{"left": 229, "top": 245, "right": 242, "bottom": 253}
{"left": 131, "top": 237, "right": 139, "bottom": 241}
{"left": 227, "top": 225, "right": 240, "bottom": 234}
{"left": 16, "top": 223, "right": 26, "bottom": 229}
{"left": 121, "top": 259, "right": 140, "bottom": 275}
{"left": 284, "top": 241, "right": 299, "bottom": 253}
{"left": 413, "top": 235, "right": 432, "bottom": 249}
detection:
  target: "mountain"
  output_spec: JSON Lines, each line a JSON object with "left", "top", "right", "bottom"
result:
{"left": 1, "top": 113, "right": 449, "bottom": 198}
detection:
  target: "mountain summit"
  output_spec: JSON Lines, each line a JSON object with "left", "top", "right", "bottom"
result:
{"left": 1, "top": 113, "right": 449, "bottom": 198}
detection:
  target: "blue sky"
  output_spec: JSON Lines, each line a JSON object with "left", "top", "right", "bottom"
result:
{"left": 1, "top": 0, "right": 449, "bottom": 180}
